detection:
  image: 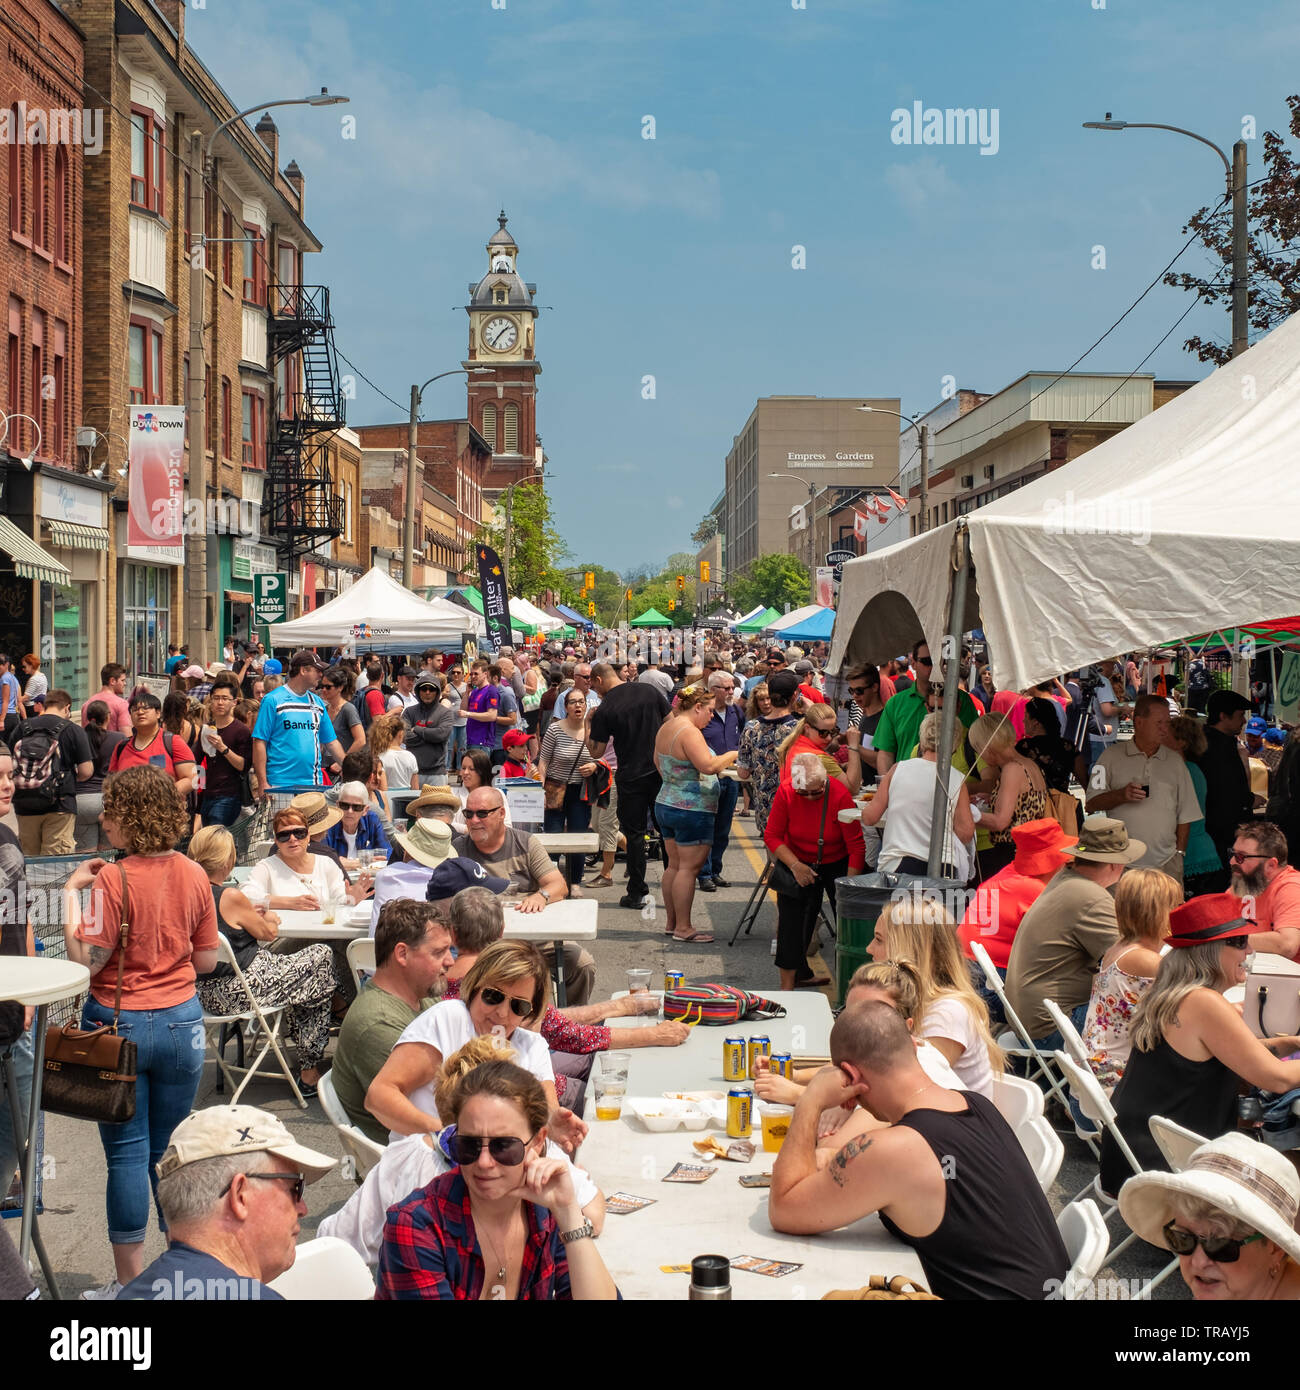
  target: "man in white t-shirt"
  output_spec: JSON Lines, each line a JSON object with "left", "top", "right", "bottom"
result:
{"left": 387, "top": 666, "right": 418, "bottom": 713}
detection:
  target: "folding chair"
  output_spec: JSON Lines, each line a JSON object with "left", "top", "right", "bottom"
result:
{"left": 317, "top": 1070, "right": 351, "bottom": 1129}
{"left": 1043, "top": 998, "right": 1090, "bottom": 1067}
{"left": 346, "top": 937, "right": 376, "bottom": 996}
{"left": 1148, "top": 1115, "right": 1208, "bottom": 1174}
{"left": 1053, "top": 1051, "right": 1179, "bottom": 1294}
{"left": 201, "top": 937, "right": 306, "bottom": 1109}
{"left": 318, "top": 1072, "right": 386, "bottom": 1182}
{"left": 1018, "top": 1115, "right": 1064, "bottom": 1191}
{"left": 990, "top": 1071, "right": 1045, "bottom": 1130}
{"left": 268, "top": 1236, "right": 376, "bottom": 1300}
{"left": 1056, "top": 1199, "right": 1110, "bottom": 1299}
{"left": 728, "top": 852, "right": 836, "bottom": 948}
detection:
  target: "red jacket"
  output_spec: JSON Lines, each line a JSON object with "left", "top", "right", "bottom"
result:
{"left": 764, "top": 778, "right": 864, "bottom": 872}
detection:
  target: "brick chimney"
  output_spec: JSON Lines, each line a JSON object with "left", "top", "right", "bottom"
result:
{"left": 154, "top": 0, "right": 185, "bottom": 44}
{"left": 254, "top": 112, "right": 279, "bottom": 171}
{"left": 283, "top": 159, "right": 304, "bottom": 211}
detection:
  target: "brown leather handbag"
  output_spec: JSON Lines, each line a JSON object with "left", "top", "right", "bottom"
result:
{"left": 42, "top": 863, "right": 138, "bottom": 1125}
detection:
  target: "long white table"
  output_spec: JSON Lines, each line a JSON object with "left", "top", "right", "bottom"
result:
{"left": 275, "top": 910, "right": 368, "bottom": 942}
{"left": 580, "top": 991, "right": 923, "bottom": 1298}
{"left": 534, "top": 832, "right": 600, "bottom": 855}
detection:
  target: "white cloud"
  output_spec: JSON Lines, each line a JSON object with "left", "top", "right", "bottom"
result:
{"left": 884, "top": 157, "right": 959, "bottom": 216}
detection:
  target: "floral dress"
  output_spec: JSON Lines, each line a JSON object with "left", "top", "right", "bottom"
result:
{"left": 737, "top": 714, "right": 798, "bottom": 836}
{"left": 1083, "top": 947, "right": 1155, "bottom": 1093}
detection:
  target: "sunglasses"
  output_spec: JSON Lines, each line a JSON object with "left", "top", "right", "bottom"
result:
{"left": 478, "top": 985, "right": 534, "bottom": 1018}
{"left": 337, "top": 801, "right": 367, "bottom": 813}
{"left": 848, "top": 685, "right": 869, "bottom": 695}
{"left": 1163, "top": 1221, "right": 1265, "bottom": 1263}
{"left": 1229, "top": 851, "right": 1267, "bottom": 864}
{"left": 807, "top": 725, "right": 833, "bottom": 738}
{"left": 319, "top": 682, "right": 337, "bottom": 691}
{"left": 916, "top": 655, "right": 933, "bottom": 666}
{"left": 449, "top": 1132, "right": 536, "bottom": 1167}
{"left": 463, "top": 807, "right": 501, "bottom": 821}
{"left": 1222, "top": 936, "right": 1249, "bottom": 951}
{"left": 275, "top": 827, "right": 309, "bottom": 843}
{"left": 223, "top": 1171, "right": 306, "bottom": 1203}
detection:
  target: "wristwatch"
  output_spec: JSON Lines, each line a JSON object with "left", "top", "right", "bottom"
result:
{"left": 537, "top": 887, "right": 552, "bottom": 903}
{"left": 558, "top": 1217, "right": 594, "bottom": 1245}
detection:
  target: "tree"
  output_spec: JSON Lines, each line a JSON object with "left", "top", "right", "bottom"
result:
{"left": 691, "top": 514, "right": 718, "bottom": 546}
{"left": 730, "top": 553, "right": 810, "bottom": 616}
{"left": 476, "top": 482, "right": 570, "bottom": 600}
{"left": 1165, "top": 95, "right": 1300, "bottom": 364}
{"left": 562, "top": 562, "right": 625, "bottom": 626}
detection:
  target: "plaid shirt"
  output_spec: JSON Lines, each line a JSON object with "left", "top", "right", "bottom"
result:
{"left": 376, "top": 1169, "right": 570, "bottom": 1300}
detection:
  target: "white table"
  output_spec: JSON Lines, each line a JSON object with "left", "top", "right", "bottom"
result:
{"left": 580, "top": 990, "right": 924, "bottom": 1298}
{"left": 501, "top": 898, "right": 598, "bottom": 1006}
{"left": 274, "top": 910, "right": 367, "bottom": 943}
{"left": 535, "top": 832, "right": 600, "bottom": 855}
{"left": 0, "top": 956, "right": 90, "bottom": 1298}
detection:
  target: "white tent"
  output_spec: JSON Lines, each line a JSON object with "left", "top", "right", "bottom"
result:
{"left": 830, "top": 309, "right": 1300, "bottom": 690}
{"left": 767, "top": 603, "right": 829, "bottom": 634}
{"left": 509, "top": 596, "right": 564, "bottom": 633}
{"left": 269, "top": 567, "right": 479, "bottom": 652}
{"left": 730, "top": 604, "right": 766, "bottom": 630}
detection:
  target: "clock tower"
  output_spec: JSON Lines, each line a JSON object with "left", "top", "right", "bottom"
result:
{"left": 464, "top": 212, "right": 541, "bottom": 494}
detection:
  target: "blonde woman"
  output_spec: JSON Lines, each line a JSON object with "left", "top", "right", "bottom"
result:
{"left": 867, "top": 895, "right": 1003, "bottom": 1097}
{"left": 370, "top": 711, "right": 418, "bottom": 791}
{"left": 776, "top": 701, "right": 859, "bottom": 793}
{"left": 967, "top": 710, "right": 1049, "bottom": 878}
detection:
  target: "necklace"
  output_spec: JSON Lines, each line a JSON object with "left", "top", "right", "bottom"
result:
{"left": 474, "top": 1207, "right": 517, "bottom": 1287}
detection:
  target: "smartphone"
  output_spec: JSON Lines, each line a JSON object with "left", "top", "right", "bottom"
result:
{"left": 739, "top": 1173, "right": 773, "bottom": 1189}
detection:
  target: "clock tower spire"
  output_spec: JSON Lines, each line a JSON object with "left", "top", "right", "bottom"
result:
{"left": 464, "top": 211, "right": 542, "bottom": 494}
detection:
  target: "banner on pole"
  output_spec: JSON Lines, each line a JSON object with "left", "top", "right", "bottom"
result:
{"left": 127, "top": 404, "right": 186, "bottom": 561}
{"left": 477, "top": 545, "right": 512, "bottom": 651}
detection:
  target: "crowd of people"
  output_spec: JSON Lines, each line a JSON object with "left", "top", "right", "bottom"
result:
{"left": 3, "top": 623, "right": 1300, "bottom": 1305}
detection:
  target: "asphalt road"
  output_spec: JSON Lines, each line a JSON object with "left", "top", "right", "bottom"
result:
{"left": 21, "top": 815, "right": 1187, "bottom": 1300}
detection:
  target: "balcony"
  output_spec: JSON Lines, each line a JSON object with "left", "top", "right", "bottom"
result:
{"left": 127, "top": 210, "right": 167, "bottom": 294}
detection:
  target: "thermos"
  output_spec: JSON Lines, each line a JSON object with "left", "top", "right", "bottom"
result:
{"left": 688, "top": 1254, "right": 732, "bottom": 1300}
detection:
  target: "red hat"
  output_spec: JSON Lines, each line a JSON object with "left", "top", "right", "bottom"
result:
{"left": 502, "top": 729, "right": 531, "bottom": 750}
{"left": 1166, "top": 893, "right": 1252, "bottom": 950}
{"left": 1011, "top": 818, "right": 1077, "bottom": 877}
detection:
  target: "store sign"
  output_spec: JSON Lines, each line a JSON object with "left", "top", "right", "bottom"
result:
{"left": 232, "top": 539, "right": 277, "bottom": 581}
{"left": 39, "top": 475, "right": 105, "bottom": 527}
{"left": 125, "top": 404, "right": 185, "bottom": 565}
{"left": 786, "top": 451, "right": 875, "bottom": 467}
{"left": 253, "top": 573, "right": 288, "bottom": 625}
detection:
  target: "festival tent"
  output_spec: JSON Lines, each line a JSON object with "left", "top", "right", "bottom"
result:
{"left": 730, "top": 604, "right": 765, "bottom": 629}
{"left": 630, "top": 607, "right": 672, "bottom": 628}
{"left": 510, "top": 596, "right": 565, "bottom": 634}
{"left": 829, "top": 308, "right": 1300, "bottom": 693}
{"left": 735, "top": 606, "right": 781, "bottom": 634}
{"left": 772, "top": 605, "right": 836, "bottom": 644}
{"left": 767, "top": 603, "right": 831, "bottom": 635}
{"left": 269, "top": 567, "right": 479, "bottom": 652}
{"left": 554, "top": 601, "right": 595, "bottom": 630}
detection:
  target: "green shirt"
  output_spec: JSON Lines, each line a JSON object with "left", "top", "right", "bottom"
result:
{"left": 874, "top": 685, "right": 979, "bottom": 763}
{"left": 332, "top": 982, "right": 430, "bottom": 1145}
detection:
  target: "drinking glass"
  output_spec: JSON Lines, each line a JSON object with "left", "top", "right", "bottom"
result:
{"left": 626, "top": 968, "right": 652, "bottom": 995}
{"left": 593, "top": 1075, "right": 625, "bottom": 1121}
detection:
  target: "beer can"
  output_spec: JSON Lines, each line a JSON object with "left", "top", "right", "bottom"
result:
{"left": 665, "top": 969, "right": 684, "bottom": 995}
{"left": 769, "top": 1052, "right": 793, "bottom": 1080}
{"left": 722, "top": 1037, "right": 747, "bottom": 1083}
{"left": 726, "top": 1087, "right": 753, "bottom": 1139}
{"left": 747, "top": 1035, "right": 771, "bottom": 1080}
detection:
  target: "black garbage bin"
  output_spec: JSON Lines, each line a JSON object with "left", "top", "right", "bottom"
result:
{"left": 834, "top": 871, "right": 966, "bottom": 1003}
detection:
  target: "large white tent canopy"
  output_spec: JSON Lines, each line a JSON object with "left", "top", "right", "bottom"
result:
{"left": 269, "top": 567, "right": 479, "bottom": 652}
{"left": 509, "top": 596, "right": 564, "bottom": 633}
{"left": 830, "top": 310, "right": 1300, "bottom": 690}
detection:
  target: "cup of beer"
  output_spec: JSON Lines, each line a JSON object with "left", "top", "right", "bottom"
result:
{"left": 593, "top": 1074, "right": 625, "bottom": 1121}
{"left": 627, "top": 968, "right": 652, "bottom": 994}
{"left": 760, "top": 1104, "right": 793, "bottom": 1153}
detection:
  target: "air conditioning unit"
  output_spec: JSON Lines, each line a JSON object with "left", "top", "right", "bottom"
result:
{"left": 960, "top": 475, "right": 974, "bottom": 490}
{"left": 983, "top": 465, "right": 995, "bottom": 480}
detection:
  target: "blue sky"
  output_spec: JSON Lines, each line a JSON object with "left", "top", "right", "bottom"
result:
{"left": 188, "top": 0, "right": 1300, "bottom": 573}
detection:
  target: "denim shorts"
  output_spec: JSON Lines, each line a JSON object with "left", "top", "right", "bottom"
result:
{"left": 656, "top": 802, "right": 715, "bottom": 847}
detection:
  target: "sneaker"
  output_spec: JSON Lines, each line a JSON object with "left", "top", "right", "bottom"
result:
{"left": 80, "top": 1279, "right": 123, "bottom": 1301}
{"left": 619, "top": 894, "right": 650, "bottom": 909}
{"left": 697, "top": 878, "right": 716, "bottom": 893}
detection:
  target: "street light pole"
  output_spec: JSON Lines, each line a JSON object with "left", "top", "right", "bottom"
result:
{"left": 768, "top": 472, "right": 818, "bottom": 602}
{"left": 1082, "top": 117, "right": 1249, "bottom": 359}
{"left": 856, "top": 406, "right": 929, "bottom": 533}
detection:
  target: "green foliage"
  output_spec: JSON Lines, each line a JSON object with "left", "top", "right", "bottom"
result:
{"left": 730, "top": 553, "right": 810, "bottom": 615}
{"left": 476, "top": 482, "right": 571, "bottom": 600}
{"left": 691, "top": 514, "right": 718, "bottom": 546}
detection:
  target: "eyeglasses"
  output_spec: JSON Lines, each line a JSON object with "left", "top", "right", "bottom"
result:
{"left": 1229, "top": 851, "right": 1267, "bottom": 865}
{"left": 1163, "top": 1221, "right": 1265, "bottom": 1263}
{"left": 337, "top": 801, "right": 367, "bottom": 813}
{"left": 222, "top": 1171, "right": 307, "bottom": 1203}
{"left": 1222, "top": 936, "right": 1249, "bottom": 951}
{"left": 449, "top": 1132, "right": 536, "bottom": 1167}
{"left": 916, "top": 655, "right": 933, "bottom": 666}
{"left": 275, "top": 827, "right": 309, "bottom": 843}
{"left": 478, "top": 985, "right": 534, "bottom": 1018}
{"left": 463, "top": 807, "right": 502, "bottom": 821}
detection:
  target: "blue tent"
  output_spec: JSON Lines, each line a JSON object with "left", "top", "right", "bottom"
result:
{"left": 555, "top": 602, "right": 594, "bottom": 630}
{"left": 776, "top": 605, "right": 836, "bottom": 644}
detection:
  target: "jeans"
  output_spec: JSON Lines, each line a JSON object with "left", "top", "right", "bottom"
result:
{"left": 701, "top": 777, "right": 739, "bottom": 882}
{"left": 446, "top": 724, "right": 467, "bottom": 773}
{"left": 82, "top": 994, "right": 205, "bottom": 1245}
{"left": 543, "top": 784, "right": 592, "bottom": 885}
{"left": 0, "top": 1026, "right": 35, "bottom": 1195}
{"left": 616, "top": 771, "right": 661, "bottom": 900}
{"left": 417, "top": 771, "right": 449, "bottom": 788}
{"left": 201, "top": 795, "right": 242, "bottom": 828}
{"left": 1028, "top": 1004, "right": 1096, "bottom": 1132}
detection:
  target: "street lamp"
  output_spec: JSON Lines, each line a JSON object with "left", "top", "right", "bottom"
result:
{"left": 857, "top": 405, "right": 930, "bottom": 534}
{"left": 79, "top": 426, "right": 130, "bottom": 479}
{"left": 0, "top": 413, "right": 42, "bottom": 470}
{"left": 404, "top": 367, "right": 494, "bottom": 588}
{"left": 495, "top": 470, "right": 555, "bottom": 597}
{"left": 187, "top": 88, "right": 349, "bottom": 661}
{"left": 1083, "top": 114, "right": 1248, "bottom": 359}
{"left": 768, "top": 472, "right": 819, "bottom": 603}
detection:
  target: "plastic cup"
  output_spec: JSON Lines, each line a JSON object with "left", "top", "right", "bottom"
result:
{"left": 598, "top": 1051, "right": 631, "bottom": 1081}
{"left": 627, "top": 968, "right": 652, "bottom": 994}
{"left": 761, "top": 1105, "right": 794, "bottom": 1153}
{"left": 593, "top": 1075, "right": 625, "bottom": 1121}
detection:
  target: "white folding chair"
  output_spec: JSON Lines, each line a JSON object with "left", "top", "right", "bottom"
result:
{"left": 346, "top": 937, "right": 376, "bottom": 996}
{"left": 201, "top": 937, "right": 306, "bottom": 1109}
{"left": 318, "top": 1071, "right": 385, "bottom": 1181}
{"left": 1043, "top": 998, "right": 1089, "bottom": 1068}
{"left": 1056, "top": 1199, "right": 1110, "bottom": 1299}
{"left": 1148, "top": 1115, "right": 1208, "bottom": 1174}
{"left": 317, "top": 1070, "right": 351, "bottom": 1128}
{"left": 268, "top": 1236, "right": 376, "bottom": 1300}
{"left": 1018, "top": 1115, "right": 1064, "bottom": 1191}
{"left": 990, "top": 1071, "right": 1045, "bottom": 1130}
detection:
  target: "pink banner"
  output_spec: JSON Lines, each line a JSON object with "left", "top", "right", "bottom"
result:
{"left": 127, "top": 405, "right": 186, "bottom": 549}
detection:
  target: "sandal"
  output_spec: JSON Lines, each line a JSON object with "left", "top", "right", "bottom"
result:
{"left": 586, "top": 874, "right": 614, "bottom": 888}
{"left": 672, "top": 930, "right": 716, "bottom": 944}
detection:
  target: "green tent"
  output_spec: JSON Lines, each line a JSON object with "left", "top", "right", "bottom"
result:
{"left": 736, "top": 606, "right": 780, "bottom": 634}
{"left": 630, "top": 607, "right": 672, "bottom": 628}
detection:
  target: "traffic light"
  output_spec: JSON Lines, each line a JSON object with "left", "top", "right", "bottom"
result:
{"left": 668, "top": 599, "right": 675, "bottom": 612}
{"left": 585, "top": 571, "right": 595, "bottom": 591}
{"left": 579, "top": 587, "right": 586, "bottom": 600}
{"left": 625, "top": 587, "right": 633, "bottom": 601}
{"left": 677, "top": 575, "right": 685, "bottom": 593}
{"left": 699, "top": 560, "right": 710, "bottom": 584}
{"left": 587, "top": 601, "right": 596, "bottom": 617}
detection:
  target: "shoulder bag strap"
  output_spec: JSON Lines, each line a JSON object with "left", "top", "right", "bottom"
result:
{"left": 113, "top": 861, "right": 131, "bottom": 1026}
{"left": 813, "top": 786, "right": 830, "bottom": 868}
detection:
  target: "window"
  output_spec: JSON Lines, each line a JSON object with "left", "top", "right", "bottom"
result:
{"left": 241, "top": 224, "right": 265, "bottom": 305}
{"left": 481, "top": 403, "right": 497, "bottom": 451}
{"left": 128, "top": 317, "right": 164, "bottom": 404}
{"left": 204, "top": 184, "right": 215, "bottom": 242}
{"left": 8, "top": 107, "right": 22, "bottom": 234}
{"left": 121, "top": 565, "right": 170, "bottom": 680}
{"left": 30, "top": 310, "right": 43, "bottom": 457}
{"left": 221, "top": 211, "right": 233, "bottom": 287}
{"left": 129, "top": 107, "right": 165, "bottom": 213}
{"left": 344, "top": 481, "right": 352, "bottom": 542}
{"left": 241, "top": 389, "right": 265, "bottom": 468}
{"left": 32, "top": 142, "right": 46, "bottom": 250}
{"left": 53, "top": 146, "right": 68, "bottom": 263}
{"left": 502, "top": 402, "right": 518, "bottom": 453}
{"left": 52, "top": 320, "right": 66, "bottom": 462}
{"left": 183, "top": 170, "right": 191, "bottom": 243}
{"left": 221, "top": 378, "right": 232, "bottom": 458}
{"left": 275, "top": 244, "right": 298, "bottom": 314}
{"left": 6, "top": 297, "right": 19, "bottom": 422}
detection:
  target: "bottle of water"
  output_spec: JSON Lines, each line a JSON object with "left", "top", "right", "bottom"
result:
{"left": 688, "top": 1254, "right": 732, "bottom": 1300}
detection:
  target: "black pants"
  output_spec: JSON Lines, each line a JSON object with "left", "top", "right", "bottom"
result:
{"left": 616, "top": 770, "right": 661, "bottom": 899}
{"left": 774, "top": 857, "right": 847, "bottom": 976}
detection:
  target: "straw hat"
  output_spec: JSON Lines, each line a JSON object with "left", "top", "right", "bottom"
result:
{"left": 393, "top": 817, "right": 457, "bottom": 869}
{"left": 288, "top": 791, "right": 342, "bottom": 835}
{"left": 1062, "top": 816, "right": 1145, "bottom": 865}
{"left": 405, "top": 784, "right": 461, "bottom": 817}
{"left": 1118, "top": 1132, "right": 1300, "bottom": 1264}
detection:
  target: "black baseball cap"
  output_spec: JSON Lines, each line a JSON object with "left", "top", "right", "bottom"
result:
{"left": 290, "top": 649, "right": 327, "bottom": 674}
{"left": 425, "top": 859, "right": 510, "bottom": 902}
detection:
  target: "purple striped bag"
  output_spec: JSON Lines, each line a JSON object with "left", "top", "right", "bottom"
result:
{"left": 663, "top": 984, "right": 787, "bottom": 1026}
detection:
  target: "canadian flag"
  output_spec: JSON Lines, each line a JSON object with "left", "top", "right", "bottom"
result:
{"left": 870, "top": 495, "right": 891, "bottom": 521}
{"left": 887, "top": 487, "right": 909, "bottom": 512}
{"left": 853, "top": 508, "right": 870, "bottom": 540}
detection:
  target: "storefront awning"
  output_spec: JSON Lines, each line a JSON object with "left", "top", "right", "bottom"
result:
{"left": 0, "top": 517, "right": 71, "bottom": 585}
{"left": 224, "top": 590, "right": 253, "bottom": 604}
{"left": 44, "top": 519, "right": 111, "bottom": 551}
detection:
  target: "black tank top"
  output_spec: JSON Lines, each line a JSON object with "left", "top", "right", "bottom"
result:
{"left": 205, "top": 882, "right": 260, "bottom": 980}
{"left": 878, "top": 1090, "right": 1069, "bottom": 1300}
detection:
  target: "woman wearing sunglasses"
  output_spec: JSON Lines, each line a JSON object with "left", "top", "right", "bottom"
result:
{"left": 322, "top": 779, "right": 391, "bottom": 870}
{"left": 776, "top": 702, "right": 859, "bottom": 794}
{"left": 1100, "top": 893, "right": 1300, "bottom": 1200}
{"left": 366, "top": 940, "right": 588, "bottom": 1156}
{"left": 246, "top": 807, "right": 370, "bottom": 913}
{"left": 322, "top": 1035, "right": 604, "bottom": 1270}
{"left": 318, "top": 665, "right": 367, "bottom": 756}
{"left": 1118, "top": 1131, "right": 1300, "bottom": 1301}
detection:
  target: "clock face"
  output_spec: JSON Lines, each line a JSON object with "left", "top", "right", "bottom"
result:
{"left": 483, "top": 317, "right": 518, "bottom": 352}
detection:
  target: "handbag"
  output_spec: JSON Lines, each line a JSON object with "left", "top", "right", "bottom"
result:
{"left": 663, "top": 983, "right": 787, "bottom": 1025}
{"left": 769, "top": 786, "right": 830, "bottom": 897}
{"left": 42, "top": 863, "right": 139, "bottom": 1125}
{"left": 1243, "top": 953, "right": 1300, "bottom": 1039}
{"left": 544, "top": 733, "right": 588, "bottom": 812}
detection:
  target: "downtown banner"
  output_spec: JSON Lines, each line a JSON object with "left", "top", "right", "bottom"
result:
{"left": 127, "top": 404, "right": 186, "bottom": 553}
{"left": 477, "top": 544, "right": 512, "bottom": 651}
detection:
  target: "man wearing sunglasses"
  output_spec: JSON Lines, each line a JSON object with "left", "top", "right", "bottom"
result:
{"left": 872, "top": 639, "right": 978, "bottom": 778}
{"left": 117, "top": 1105, "right": 334, "bottom": 1300}
{"left": 1233, "top": 820, "right": 1300, "bottom": 961}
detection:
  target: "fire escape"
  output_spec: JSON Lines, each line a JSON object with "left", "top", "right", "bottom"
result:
{"left": 265, "top": 285, "right": 345, "bottom": 573}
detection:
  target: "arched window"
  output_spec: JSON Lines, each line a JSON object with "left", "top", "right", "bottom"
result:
{"left": 31, "top": 142, "right": 46, "bottom": 249}
{"left": 7, "top": 107, "right": 22, "bottom": 234}
{"left": 503, "top": 403, "right": 518, "bottom": 454}
{"left": 481, "top": 403, "right": 497, "bottom": 451}
{"left": 53, "top": 146, "right": 68, "bottom": 262}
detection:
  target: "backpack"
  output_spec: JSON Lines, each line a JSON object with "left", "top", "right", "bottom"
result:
{"left": 353, "top": 686, "right": 385, "bottom": 732}
{"left": 663, "top": 983, "right": 787, "bottom": 1026}
{"left": 12, "top": 721, "right": 65, "bottom": 813}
